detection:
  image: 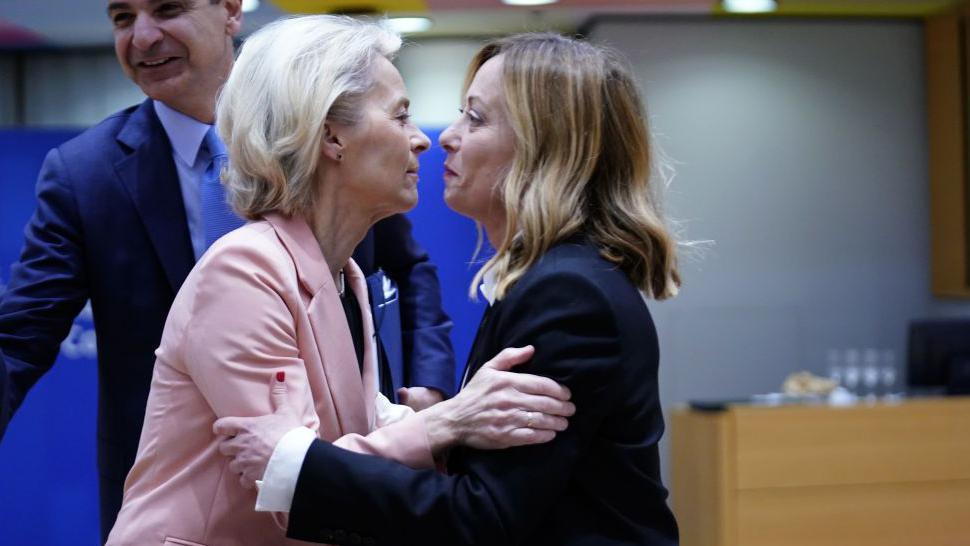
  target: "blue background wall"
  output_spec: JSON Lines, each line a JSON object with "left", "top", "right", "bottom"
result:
{"left": 0, "top": 127, "right": 486, "bottom": 545}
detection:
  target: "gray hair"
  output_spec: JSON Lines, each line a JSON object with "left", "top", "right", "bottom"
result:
{"left": 216, "top": 15, "right": 402, "bottom": 220}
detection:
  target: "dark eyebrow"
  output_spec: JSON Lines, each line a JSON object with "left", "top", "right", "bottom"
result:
{"left": 107, "top": 1, "right": 130, "bottom": 15}
{"left": 107, "top": 0, "right": 178, "bottom": 15}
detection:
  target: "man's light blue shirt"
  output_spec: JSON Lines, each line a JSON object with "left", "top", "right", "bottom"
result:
{"left": 153, "top": 100, "right": 212, "bottom": 261}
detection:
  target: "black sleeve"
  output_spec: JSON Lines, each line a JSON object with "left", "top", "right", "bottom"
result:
{"left": 0, "top": 148, "right": 89, "bottom": 439}
{"left": 287, "top": 271, "right": 623, "bottom": 546}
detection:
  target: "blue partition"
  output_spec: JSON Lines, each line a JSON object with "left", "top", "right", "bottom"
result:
{"left": 0, "top": 127, "right": 486, "bottom": 545}
{"left": 405, "top": 129, "right": 490, "bottom": 374}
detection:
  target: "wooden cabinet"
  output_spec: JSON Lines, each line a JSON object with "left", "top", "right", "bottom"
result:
{"left": 670, "top": 397, "right": 970, "bottom": 546}
{"left": 927, "top": 8, "right": 970, "bottom": 297}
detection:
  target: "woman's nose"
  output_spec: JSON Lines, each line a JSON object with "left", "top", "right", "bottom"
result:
{"left": 439, "top": 123, "right": 459, "bottom": 153}
{"left": 412, "top": 127, "right": 431, "bottom": 154}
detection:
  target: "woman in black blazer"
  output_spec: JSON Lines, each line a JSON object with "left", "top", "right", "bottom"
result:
{"left": 217, "top": 32, "right": 681, "bottom": 546}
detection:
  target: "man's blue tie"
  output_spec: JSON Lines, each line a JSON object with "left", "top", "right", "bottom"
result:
{"left": 201, "top": 127, "right": 244, "bottom": 249}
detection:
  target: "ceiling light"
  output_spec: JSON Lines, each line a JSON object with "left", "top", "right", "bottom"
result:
{"left": 501, "top": 0, "right": 559, "bottom": 6}
{"left": 242, "top": 0, "right": 260, "bottom": 13}
{"left": 722, "top": 0, "right": 777, "bottom": 13}
{"left": 384, "top": 17, "right": 434, "bottom": 34}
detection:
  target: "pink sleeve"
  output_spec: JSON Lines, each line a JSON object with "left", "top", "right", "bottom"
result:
{"left": 180, "top": 243, "right": 318, "bottom": 427}
{"left": 333, "top": 413, "right": 435, "bottom": 469}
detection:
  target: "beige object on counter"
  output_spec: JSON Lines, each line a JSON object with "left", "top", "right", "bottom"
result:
{"left": 782, "top": 371, "right": 837, "bottom": 396}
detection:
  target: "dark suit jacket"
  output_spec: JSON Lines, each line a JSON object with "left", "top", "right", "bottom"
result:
{"left": 353, "top": 217, "right": 455, "bottom": 398}
{"left": 286, "top": 239, "right": 679, "bottom": 546}
{"left": 0, "top": 99, "right": 455, "bottom": 539}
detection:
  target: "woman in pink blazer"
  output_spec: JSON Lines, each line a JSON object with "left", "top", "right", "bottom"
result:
{"left": 106, "top": 16, "right": 574, "bottom": 546}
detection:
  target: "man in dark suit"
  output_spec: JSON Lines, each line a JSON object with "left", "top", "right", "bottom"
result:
{"left": 0, "top": 0, "right": 454, "bottom": 540}
{"left": 217, "top": 240, "right": 680, "bottom": 546}
{"left": 353, "top": 216, "right": 455, "bottom": 404}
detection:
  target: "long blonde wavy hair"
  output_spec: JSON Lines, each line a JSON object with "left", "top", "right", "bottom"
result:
{"left": 467, "top": 33, "right": 680, "bottom": 301}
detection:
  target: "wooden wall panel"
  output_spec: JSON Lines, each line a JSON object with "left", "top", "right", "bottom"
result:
{"left": 927, "top": 11, "right": 970, "bottom": 297}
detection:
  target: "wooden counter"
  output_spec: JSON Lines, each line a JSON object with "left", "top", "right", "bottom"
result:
{"left": 670, "top": 397, "right": 970, "bottom": 546}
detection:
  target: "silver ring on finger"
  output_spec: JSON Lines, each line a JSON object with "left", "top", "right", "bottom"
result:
{"left": 525, "top": 411, "right": 536, "bottom": 429}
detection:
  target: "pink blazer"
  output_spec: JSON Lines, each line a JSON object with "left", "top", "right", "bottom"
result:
{"left": 106, "top": 213, "right": 434, "bottom": 546}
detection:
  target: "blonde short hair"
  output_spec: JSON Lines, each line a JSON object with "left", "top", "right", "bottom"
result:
{"left": 216, "top": 15, "right": 401, "bottom": 220}
{"left": 468, "top": 33, "right": 680, "bottom": 301}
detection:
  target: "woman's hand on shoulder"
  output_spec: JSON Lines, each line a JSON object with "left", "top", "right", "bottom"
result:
{"left": 212, "top": 373, "right": 304, "bottom": 489}
{"left": 420, "top": 346, "right": 575, "bottom": 453}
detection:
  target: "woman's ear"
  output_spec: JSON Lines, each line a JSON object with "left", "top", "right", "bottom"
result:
{"left": 224, "top": 0, "right": 244, "bottom": 37}
{"left": 320, "top": 122, "right": 345, "bottom": 162}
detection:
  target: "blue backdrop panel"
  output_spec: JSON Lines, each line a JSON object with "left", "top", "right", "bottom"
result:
{"left": 0, "top": 129, "right": 100, "bottom": 546}
{"left": 407, "top": 129, "right": 490, "bottom": 375}
{"left": 0, "top": 127, "right": 486, "bottom": 545}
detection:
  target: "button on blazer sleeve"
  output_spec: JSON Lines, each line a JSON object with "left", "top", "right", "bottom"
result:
{"left": 287, "top": 271, "right": 631, "bottom": 546}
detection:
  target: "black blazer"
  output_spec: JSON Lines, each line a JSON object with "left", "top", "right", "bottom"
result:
{"left": 287, "top": 239, "right": 679, "bottom": 546}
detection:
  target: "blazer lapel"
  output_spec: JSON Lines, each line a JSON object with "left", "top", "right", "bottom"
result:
{"left": 264, "top": 213, "right": 369, "bottom": 438}
{"left": 114, "top": 99, "right": 195, "bottom": 293}
{"left": 460, "top": 303, "right": 499, "bottom": 389}
{"left": 345, "top": 258, "right": 377, "bottom": 430}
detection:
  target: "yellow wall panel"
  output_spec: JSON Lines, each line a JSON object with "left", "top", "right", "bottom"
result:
{"left": 272, "top": 0, "right": 428, "bottom": 14}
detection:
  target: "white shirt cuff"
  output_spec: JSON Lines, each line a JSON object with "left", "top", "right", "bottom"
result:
{"left": 254, "top": 426, "right": 316, "bottom": 513}
{"left": 374, "top": 392, "right": 414, "bottom": 427}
